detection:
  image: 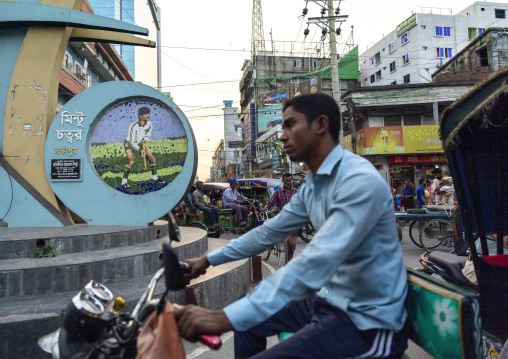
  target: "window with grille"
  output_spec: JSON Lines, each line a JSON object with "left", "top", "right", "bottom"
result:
{"left": 389, "top": 61, "right": 396, "bottom": 72}
{"left": 375, "top": 52, "right": 381, "bottom": 64}
{"left": 64, "top": 54, "right": 72, "bottom": 71}
{"left": 402, "top": 53, "right": 409, "bottom": 65}
{"left": 435, "top": 26, "right": 443, "bottom": 36}
{"left": 444, "top": 27, "right": 451, "bottom": 36}
{"left": 384, "top": 115, "right": 401, "bottom": 126}
{"left": 436, "top": 47, "right": 453, "bottom": 58}
{"left": 294, "top": 60, "right": 302, "bottom": 67}
{"left": 404, "top": 115, "right": 421, "bottom": 126}
{"left": 75, "top": 63, "right": 82, "bottom": 78}
{"left": 403, "top": 74, "right": 410, "bottom": 83}
{"left": 375, "top": 70, "right": 382, "bottom": 81}
{"left": 476, "top": 47, "right": 489, "bottom": 66}
{"left": 495, "top": 9, "right": 506, "bottom": 19}
{"left": 401, "top": 33, "right": 408, "bottom": 45}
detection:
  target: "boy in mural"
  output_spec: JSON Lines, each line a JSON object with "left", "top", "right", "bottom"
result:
{"left": 121, "top": 107, "right": 165, "bottom": 189}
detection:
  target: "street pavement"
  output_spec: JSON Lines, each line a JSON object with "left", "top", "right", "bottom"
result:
{"left": 182, "top": 226, "right": 436, "bottom": 358}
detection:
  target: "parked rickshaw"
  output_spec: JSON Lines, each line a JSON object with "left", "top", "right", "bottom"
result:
{"left": 173, "top": 182, "right": 261, "bottom": 238}
{"left": 402, "top": 67, "right": 508, "bottom": 358}
{"left": 236, "top": 178, "right": 283, "bottom": 204}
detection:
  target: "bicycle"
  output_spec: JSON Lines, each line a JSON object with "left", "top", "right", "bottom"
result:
{"left": 259, "top": 211, "right": 289, "bottom": 267}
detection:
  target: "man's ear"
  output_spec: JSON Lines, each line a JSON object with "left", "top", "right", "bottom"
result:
{"left": 313, "top": 115, "right": 330, "bottom": 135}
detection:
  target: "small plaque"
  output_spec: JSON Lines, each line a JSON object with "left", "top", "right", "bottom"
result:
{"left": 51, "top": 159, "right": 81, "bottom": 181}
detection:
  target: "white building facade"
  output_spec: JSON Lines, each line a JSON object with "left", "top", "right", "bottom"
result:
{"left": 223, "top": 100, "right": 242, "bottom": 178}
{"left": 359, "top": 2, "right": 508, "bottom": 87}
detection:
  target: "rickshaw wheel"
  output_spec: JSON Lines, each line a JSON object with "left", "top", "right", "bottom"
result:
{"left": 409, "top": 220, "right": 424, "bottom": 248}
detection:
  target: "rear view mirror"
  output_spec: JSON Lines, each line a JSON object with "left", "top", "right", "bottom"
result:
{"left": 167, "top": 211, "right": 181, "bottom": 243}
{"left": 162, "top": 242, "right": 186, "bottom": 291}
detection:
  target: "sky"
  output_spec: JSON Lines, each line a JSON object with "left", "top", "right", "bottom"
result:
{"left": 156, "top": 0, "right": 505, "bottom": 180}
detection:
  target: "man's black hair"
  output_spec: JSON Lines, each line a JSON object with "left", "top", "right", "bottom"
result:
{"left": 419, "top": 178, "right": 425, "bottom": 185}
{"left": 282, "top": 173, "right": 293, "bottom": 179}
{"left": 138, "top": 107, "right": 150, "bottom": 116}
{"left": 431, "top": 168, "right": 442, "bottom": 175}
{"left": 282, "top": 94, "right": 340, "bottom": 143}
{"left": 196, "top": 181, "right": 203, "bottom": 187}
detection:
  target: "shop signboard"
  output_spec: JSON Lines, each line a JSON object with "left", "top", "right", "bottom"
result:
{"left": 390, "top": 155, "right": 447, "bottom": 164}
{"left": 257, "top": 77, "right": 322, "bottom": 132}
{"left": 403, "top": 125, "right": 443, "bottom": 153}
{"left": 396, "top": 13, "right": 417, "bottom": 37}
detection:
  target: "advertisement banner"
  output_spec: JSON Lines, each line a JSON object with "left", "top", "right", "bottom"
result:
{"left": 355, "top": 128, "right": 366, "bottom": 156}
{"left": 363, "top": 126, "right": 404, "bottom": 155}
{"left": 343, "top": 134, "right": 354, "bottom": 153}
{"left": 403, "top": 125, "right": 443, "bottom": 153}
{"left": 257, "top": 77, "right": 322, "bottom": 132}
{"left": 349, "top": 125, "right": 443, "bottom": 156}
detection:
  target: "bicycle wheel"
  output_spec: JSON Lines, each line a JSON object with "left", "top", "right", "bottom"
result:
{"left": 298, "top": 224, "right": 315, "bottom": 243}
{"left": 409, "top": 219, "right": 424, "bottom": 248}
{"left": 419, "top": 220, "right": 454, "bottom": 250}
{"left": 276, "top": 239, "right": 288, "bottom": 267}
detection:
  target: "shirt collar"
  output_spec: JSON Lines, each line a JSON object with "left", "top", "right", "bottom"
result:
{"left": 305, "top": 145, "right": 344, "bottom": 185}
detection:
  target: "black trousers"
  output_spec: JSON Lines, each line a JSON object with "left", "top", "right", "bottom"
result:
{"left": 234, "top": 295, "right": 408, "bottom": 359}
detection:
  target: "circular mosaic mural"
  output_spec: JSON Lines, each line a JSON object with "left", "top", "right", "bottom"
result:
{"left": 90, "top": 99, "right": 188, "bottom": 195}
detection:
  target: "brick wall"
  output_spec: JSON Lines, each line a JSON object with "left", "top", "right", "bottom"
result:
{"left": 433, "top": 66, "right": 492, "bottom": 83}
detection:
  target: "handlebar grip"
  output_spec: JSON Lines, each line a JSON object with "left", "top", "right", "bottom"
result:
{"left": 200, "top": 335, "right": 222, "bottom": 350}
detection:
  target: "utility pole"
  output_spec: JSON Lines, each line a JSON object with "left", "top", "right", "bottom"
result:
{"left": 305, "top": 0, "right": 348, "bottom": 148}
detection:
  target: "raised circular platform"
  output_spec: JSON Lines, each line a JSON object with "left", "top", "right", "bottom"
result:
{"left": 0, "top": 225, "right": 252, "bottom": 359}
{"left": 0, "top": 221, "right": 169, "bottom": 260}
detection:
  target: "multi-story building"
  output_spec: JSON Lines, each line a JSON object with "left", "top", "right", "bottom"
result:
{"left": 359, "top": 2, "right": 508, "bottom": 87}
{"left": 221, "top": 101, "right": 242, "bottom": 180}
{"left": 211, "top": 140, "right": 224, "bottom": 182}
{"left": 58, "top": 0, "right": 134, "bottom": 110}
{"left": 433, "top": 27, "right": 508, "bottom": 83}
{"left": 88, "top": 0, "right": 157, "bottom": 87}
{"left": 238, "top": 47, "right": 359, "bottom": 177}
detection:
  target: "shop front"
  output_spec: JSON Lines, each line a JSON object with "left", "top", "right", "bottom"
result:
{"left": 389, "top": 154, "right": 447, "bottom": 192}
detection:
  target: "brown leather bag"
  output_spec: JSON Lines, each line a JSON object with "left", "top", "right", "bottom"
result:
{"left": 136, "top": 301, "right": 186, "bottom": 359}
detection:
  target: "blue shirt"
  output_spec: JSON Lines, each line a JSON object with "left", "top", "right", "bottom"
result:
{"left": 222, "top": 187, "right": 247, "bottom": 207}
{"left": 208, "top": 146, "right": 408, "bottom": 332}
{"left": 416, "top": 185, "right": 426, "bottom": 206}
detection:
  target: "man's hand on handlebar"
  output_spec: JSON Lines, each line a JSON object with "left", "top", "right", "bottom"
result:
{"left": 175, "top": 306, "right": 233, "bottom": 342}
{"left": 185, "top": 255, "right": 210, "bottom": 277}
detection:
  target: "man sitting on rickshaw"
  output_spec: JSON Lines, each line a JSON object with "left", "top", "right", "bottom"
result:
{"left": 192, "top": 181, "right": 219, "bottom": 227}
{"left": 223, "top": 178, "right": 249, "bottom": 226}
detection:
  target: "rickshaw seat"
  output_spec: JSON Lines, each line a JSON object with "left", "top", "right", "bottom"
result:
{"left": 428, "top": 251, "right": 472, "bottom": 286}
{"left": 404, "top": 267, "right": 481, "bottom": 359}
{"left": 218, "top": 208, "right": 233, "bottom": 214}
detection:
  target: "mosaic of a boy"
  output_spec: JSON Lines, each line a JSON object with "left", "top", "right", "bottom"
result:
{"left": 121, "top": 107, "right": 164, "bottom": 189}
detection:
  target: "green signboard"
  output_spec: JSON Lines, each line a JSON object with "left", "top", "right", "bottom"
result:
{"left": 397, "top": 14, "right": 417, "bottom": 37}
